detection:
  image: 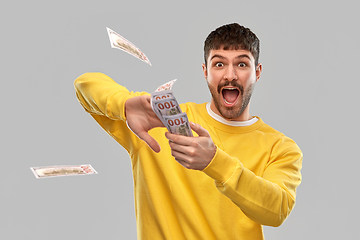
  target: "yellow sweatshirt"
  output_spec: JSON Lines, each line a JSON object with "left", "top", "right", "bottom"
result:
{"left": 74, "top": 72, "right": 303, "bottom": 240}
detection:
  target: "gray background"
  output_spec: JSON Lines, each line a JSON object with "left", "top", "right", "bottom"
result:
{"left": 1, "top": 0, "right": 359, "bottom": 239}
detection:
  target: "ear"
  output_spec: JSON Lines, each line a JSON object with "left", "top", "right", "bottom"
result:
{"left": 255, "top": 63, "right": 262, "bottom": 82}
{"left": 202, "top": 63, "right": 208, "bottom": 80}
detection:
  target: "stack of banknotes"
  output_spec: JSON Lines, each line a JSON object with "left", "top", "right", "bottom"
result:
{"left": 151, "top": 80, "right": 193, "bottom": 137}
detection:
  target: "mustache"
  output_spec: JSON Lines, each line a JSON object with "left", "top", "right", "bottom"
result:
{"left": 217, "top": 80, "right": 244, "bottom": 95}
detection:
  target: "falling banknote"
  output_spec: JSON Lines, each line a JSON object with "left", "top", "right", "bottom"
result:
{"left": 151, "top": 80, "right": 193, "bottom": 137}
{"left": 106, "top": 27, "right": 152, "bottom": 66}
{"left": 30, "top": 165, "right": 98, "bottom": 178}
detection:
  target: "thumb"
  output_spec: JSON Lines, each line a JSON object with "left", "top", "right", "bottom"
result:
{"left": 137, "top": 131, "right": 161, "bottom": 153}
{"left": 190, "top": 122, "right": 210, "bottom": 137}
{"left": 126, "top": 120, "right": 161, "bottom": 153}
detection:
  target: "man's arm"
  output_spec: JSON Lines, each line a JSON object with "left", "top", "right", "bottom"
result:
{"left": 74, "top": 72, "right": 135, "bottom": 120}
{"left": 165, "top": 122, "right": 302, "bottom": 227}
{"left": 74, "top": 72, "right": 163, "bottom": 152}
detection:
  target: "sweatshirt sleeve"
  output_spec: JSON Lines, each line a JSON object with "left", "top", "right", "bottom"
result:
{"left": 202, "top": 138, "right": 303, "bottom": 227}
{"left": 74, "top": 72, "right": 149, "bottom": 153}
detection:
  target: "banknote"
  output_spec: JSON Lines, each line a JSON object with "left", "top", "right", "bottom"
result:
{"left": 106, "top": 27, "right": 152, "bottom": 66}
{"left": 155, "top": 79, "right": 177, "bottom": 92}
{"left": 31, "top": 164, "right": 98, "bottom": 178}
{"left": 153, "top": 97, "right": 181, "bottom": 117}
{"left": 163, "top": 113, "right": 193, "bottom": 137}
{"left": 151, "top": 89, "right": 175, "bottom": 101}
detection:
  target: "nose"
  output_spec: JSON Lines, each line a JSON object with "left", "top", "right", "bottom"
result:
{"left": 224, "top": 64, "right": 237, "bottom": 81}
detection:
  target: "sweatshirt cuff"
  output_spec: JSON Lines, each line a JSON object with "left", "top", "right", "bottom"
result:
{"left": 107, "top": 92, "right": 133, "bottom": 122}
{"left": 107, "top": 91, "right": 149, "bottom": 122}
{"left": 202, "top": 147, "right": 241, "bottom": 183}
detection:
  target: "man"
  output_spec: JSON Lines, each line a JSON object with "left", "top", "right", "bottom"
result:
{"left": 74, "top": 23, "right": 302, "bottom": 240}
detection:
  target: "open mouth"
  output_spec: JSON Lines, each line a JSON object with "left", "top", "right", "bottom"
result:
{"left": 221, "top": 87, "right": 240, "bottom": 107}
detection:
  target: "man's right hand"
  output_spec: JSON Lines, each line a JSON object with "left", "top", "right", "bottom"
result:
{"left": 125, "top": 95, "right": 164, "bottom": 153}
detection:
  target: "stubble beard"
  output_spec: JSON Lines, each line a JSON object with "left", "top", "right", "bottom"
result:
{"left": 207, "top": 81, "right": 255, "bottom": 120}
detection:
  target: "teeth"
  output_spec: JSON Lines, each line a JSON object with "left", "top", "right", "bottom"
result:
{"left": 222, "top": 88, "right": 239, "bottom": 105}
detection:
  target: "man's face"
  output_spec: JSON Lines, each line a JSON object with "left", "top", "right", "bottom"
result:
{"left": 202, "top": 47, "right": 262, "bottom": 121}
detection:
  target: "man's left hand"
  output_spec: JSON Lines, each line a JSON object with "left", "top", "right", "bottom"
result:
{"left": 165, "top": 122, "right": 216, "bottom": 170}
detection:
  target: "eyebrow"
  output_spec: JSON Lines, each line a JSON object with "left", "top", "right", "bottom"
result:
{"left": 210, "top": 54, "right": 251, "bottom": 61}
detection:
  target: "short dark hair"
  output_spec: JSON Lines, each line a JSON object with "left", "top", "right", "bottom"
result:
{"left": 204, "top": 23, "right": 260, "bottom": 67}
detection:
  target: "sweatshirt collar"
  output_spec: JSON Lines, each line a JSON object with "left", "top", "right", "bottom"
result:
{"left": 206, "top": 103, "right": 258, "bottom": 127}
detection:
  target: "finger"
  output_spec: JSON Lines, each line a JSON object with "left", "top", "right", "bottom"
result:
{"left": 190, "top": 122, "right": 210, "bottom": 138}
{"left": 137, "top": 131, "right": 161, "bottom": 153}
{"left": 165, "top": 131, "right": 192, "bottom": 146}
{"left": 168, "top": 140, "right": 188, "bottom": 156}
{"left": 174, "top": 158, "right": 189, "bottom": 169}
{"left": 170, "top": 146, "right": 190, "bottom": 166}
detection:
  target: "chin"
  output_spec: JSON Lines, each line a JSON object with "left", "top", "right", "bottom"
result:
{"left": 219, "top": 107, "right": 243, "bottom": 120}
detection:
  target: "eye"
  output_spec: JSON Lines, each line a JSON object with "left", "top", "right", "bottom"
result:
{"left": 238, "top": 62, "right": 246, "bottom": 67}
{"left": 215, "top": 62, "right": 224, "bottom": 67}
